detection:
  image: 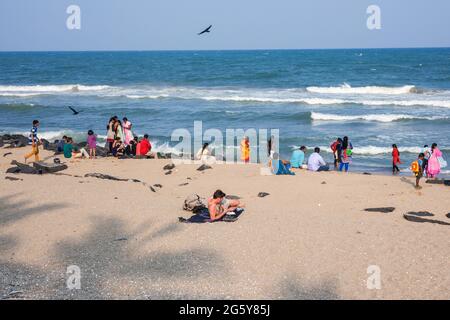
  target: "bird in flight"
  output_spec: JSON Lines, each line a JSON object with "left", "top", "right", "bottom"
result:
{"left": 198, "top": 25, "right": 212, "bottom": 35}
{"left": 68, "top": 106, "right": 82, "bottom": 115}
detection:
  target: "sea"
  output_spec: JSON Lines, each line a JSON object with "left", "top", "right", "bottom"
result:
{"left": 0, "top": 48, "right": 449, "bottom": 176}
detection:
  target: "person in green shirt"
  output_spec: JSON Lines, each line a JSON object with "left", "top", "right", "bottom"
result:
{"left": 63, "top": 138, "right": 73, "bottom": 158}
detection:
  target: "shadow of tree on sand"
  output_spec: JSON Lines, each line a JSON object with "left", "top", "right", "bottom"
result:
{"left": 0, "top": 193, "right": 68, "bottom": 226}
{"left": 274, "top": 274, "right": 340, "bottom": 300}
{"left": 51, "top": 216, "right": 229, "bottom": 299}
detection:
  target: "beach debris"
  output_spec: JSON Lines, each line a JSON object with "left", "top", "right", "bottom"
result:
{"left": 153, "top": 184, "right": 163, "bottom": 188}
{"left": 32, "top": 161, "right": 68, "bottom": 174}
{"left": 226, "top": 195, "right": 241, "bottom": 200}
{"left": 363, "top": 172, "right": 372, "bottom": 175}
{"left": 179, "top": 183, "right": 189, "bottom": 186}
{"left": 5, "top": 176, "right": 23, "bottom": 181}
{"left": 364, "top": 207, "right": 395, "bottom": 213}
{"left": 446, "top": 213, "right": 450, "bottom": 219}
{"left": 113, "top": 237, "right": 128, "bottom": 241}
{"left": 3, "top": 152, "right": 12, "bottom": 157}
{"left": 406, "top": 211, "right": 434, "bottom": 217}
{"left": 403, "top": 214, "right": 450, "bottom": 226}
{"left": 163, "top": 163, "right": 175, "bottom": 171}
{"left": 258, "top": 192, "right": 270, "bottom": 198}
{"left": 84, "top": 173, "right": 128, "bottom": 181}
{"left": 197, "top": 164, "right": 212, "bottom": 171}
{"left": 321, "top": 181, "right": 327, "bottom": 184}
{"left": 165, "top": 170, "right": 172, "bottom": 175}
{"left": 445, "top": 180, "right": 450, "bottom": 187}
{"left": 149, "top": 186, "right": 156, "bottom": 192}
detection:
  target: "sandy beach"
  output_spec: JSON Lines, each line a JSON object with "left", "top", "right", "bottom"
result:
{"left": 0, "top": 146, "right": 449, "bottom": 300}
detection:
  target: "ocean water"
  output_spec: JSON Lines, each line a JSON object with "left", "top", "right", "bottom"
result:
{"left": 0, "top": 49, "right": 449, "bottom": 175}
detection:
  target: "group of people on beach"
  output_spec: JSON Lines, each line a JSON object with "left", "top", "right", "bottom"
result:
{"left": 392, "top": 143, "right": 447, "bottom": 188}
{"left": 105, "top": 116, "right": 157, "bottom": 159}
{"left": 264, "top": 136, "right": 354, "bottom": 175}
{"left": 24, "top": 119, "right": 446, "bottom": 186}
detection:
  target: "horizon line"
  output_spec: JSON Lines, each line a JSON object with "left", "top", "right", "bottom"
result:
{"left": 1, "top": 46, "right": 450, "bottom": 53}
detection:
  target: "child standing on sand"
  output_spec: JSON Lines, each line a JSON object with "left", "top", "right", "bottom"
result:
{"left": 411, "top": 153, "right": 425, "bottom": 189}
{"left": 24, "top": 119, "right": 41, "bottom": 163}
{"left": 87, "top": 130, "right": 97, "bottom": 159}
{"left": 392, "top": 144, "right": 401, "bottom": 174}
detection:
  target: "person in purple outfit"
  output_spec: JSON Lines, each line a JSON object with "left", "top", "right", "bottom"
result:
{"left": 87, "top": 130, "right": 97, "bottom": 159}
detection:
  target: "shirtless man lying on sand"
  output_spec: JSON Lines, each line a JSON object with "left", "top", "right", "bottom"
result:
{"left": 208, "top": 189, "right": 242, "bottom": 221}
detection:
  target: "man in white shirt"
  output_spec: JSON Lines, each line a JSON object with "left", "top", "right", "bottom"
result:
{"left": 307, "top": 147, "right": 330, "bottom": 172}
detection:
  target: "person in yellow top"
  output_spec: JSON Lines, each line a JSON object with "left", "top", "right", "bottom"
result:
{"left": 240, "top": 136, "right": 250, "bottom": 163}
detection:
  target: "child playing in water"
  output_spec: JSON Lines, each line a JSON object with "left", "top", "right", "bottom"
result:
{"left": 411, "top": 153, "right": 425, "bottom": 189}
{"left": 87, "top": 130, "right": 97, "bottom": 159}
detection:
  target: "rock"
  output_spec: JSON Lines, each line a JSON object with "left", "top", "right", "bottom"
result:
{"left": 6, "top": 167, "right": 21, "bottom": 174}
{"left": 9, "top": 160, "right": 39, "bottom": 174}
{"left": 96, "top": 146, "right": 108, "bottom": 157}
{"left": 41, "top": 139, "right": 57, "bottom": 151}
{"left": 77, "top": 142, "right": 88, "bottom": 148}
{"left": 197, "top": 164, "right": 212, "bottom": 171}
{"left": 258, "top": 192, "right": 270, "bottom": 198}
{"left": 445, "top": 180, "right": 450, "bottom": 186}
{"left": 321, "top": 181, "right": 327, "bottom": 184}
{"left": 149, "top": 186, "right": 156, "bottom": 192}
{"left": 425, "top": 179, "right": 444, "bottom": 184}
{"left": 5, "top": 176, "right": 23, "bottom": 181}
{"left": 163, "top": 163, "right": 175, "bottom": 170}
{"left": 33, "top": 161, "right": 68, "bottom": 173}
{"left": 0, "top": 137, "right": 3, "bottom": 148}
{"left": 114, "top": 237, "right": 128, "bottom": 241}
{"left": 179, "top": 183, "right": 189, "bottom": 186}
{"left": 153, "top": 184, "right": 163, "bottom": 188}
{"left": 3, "top": 152, "right": 12, "bottom": 157}
{"left": 364, "top": 207, "right": 395, "bottom": 213}
{"left": 6, "top": 135, "right": 29, "bottom": 148}
{"left": 165, "top": 170, "right": 172, "bottom": 175}
{"left": 403, "top": 214, "right": 450, "bottom": 226}
{"left": 406, "top": 211, "right": 434, "bottom": 217}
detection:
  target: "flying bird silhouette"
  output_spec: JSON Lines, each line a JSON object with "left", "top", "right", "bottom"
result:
{"left": 198, "top": 25, "right": 212, "bottom": 35}
{"left": 68, "top": 106, "right": 82, "bottom": 115}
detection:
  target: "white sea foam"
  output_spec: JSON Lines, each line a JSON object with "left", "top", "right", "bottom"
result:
{"left": 310, "top": 112, "right": 444, "bottom": 122}
{"left": 306, "top": 83, "right": 417, "bottom": 95}
{"left": 1, "top": 84, "right": 449, "bottom": 109}
{"left": 293, "top": 145, "right": 426, "bottom": 155}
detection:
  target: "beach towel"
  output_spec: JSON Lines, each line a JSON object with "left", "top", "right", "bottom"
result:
{"left": 179, "top": 208, "right": 245, "bottom": 223}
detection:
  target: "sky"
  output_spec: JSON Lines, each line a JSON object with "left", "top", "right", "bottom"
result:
{"left": 1, "top": 0, "right": 450, "bottom": 51}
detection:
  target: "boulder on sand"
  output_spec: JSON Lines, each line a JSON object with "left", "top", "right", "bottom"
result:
{"left": 8, "top": 160, "right": 40, "bottom": 174}
{"left": 33, "top": 161, "right": 68, "bottom": 173}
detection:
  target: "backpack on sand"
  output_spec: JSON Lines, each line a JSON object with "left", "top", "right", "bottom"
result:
{"left": 183, "top": 194, "right": 207, "bottom": 213}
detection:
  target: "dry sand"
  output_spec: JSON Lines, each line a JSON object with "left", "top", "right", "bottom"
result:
{"left": 0, "top": 147, "right": 449, "bottom": 300}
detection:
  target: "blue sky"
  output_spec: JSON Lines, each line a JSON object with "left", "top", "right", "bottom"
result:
{"left": 1, "top": 0, "right": 449, "bottom": 51}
